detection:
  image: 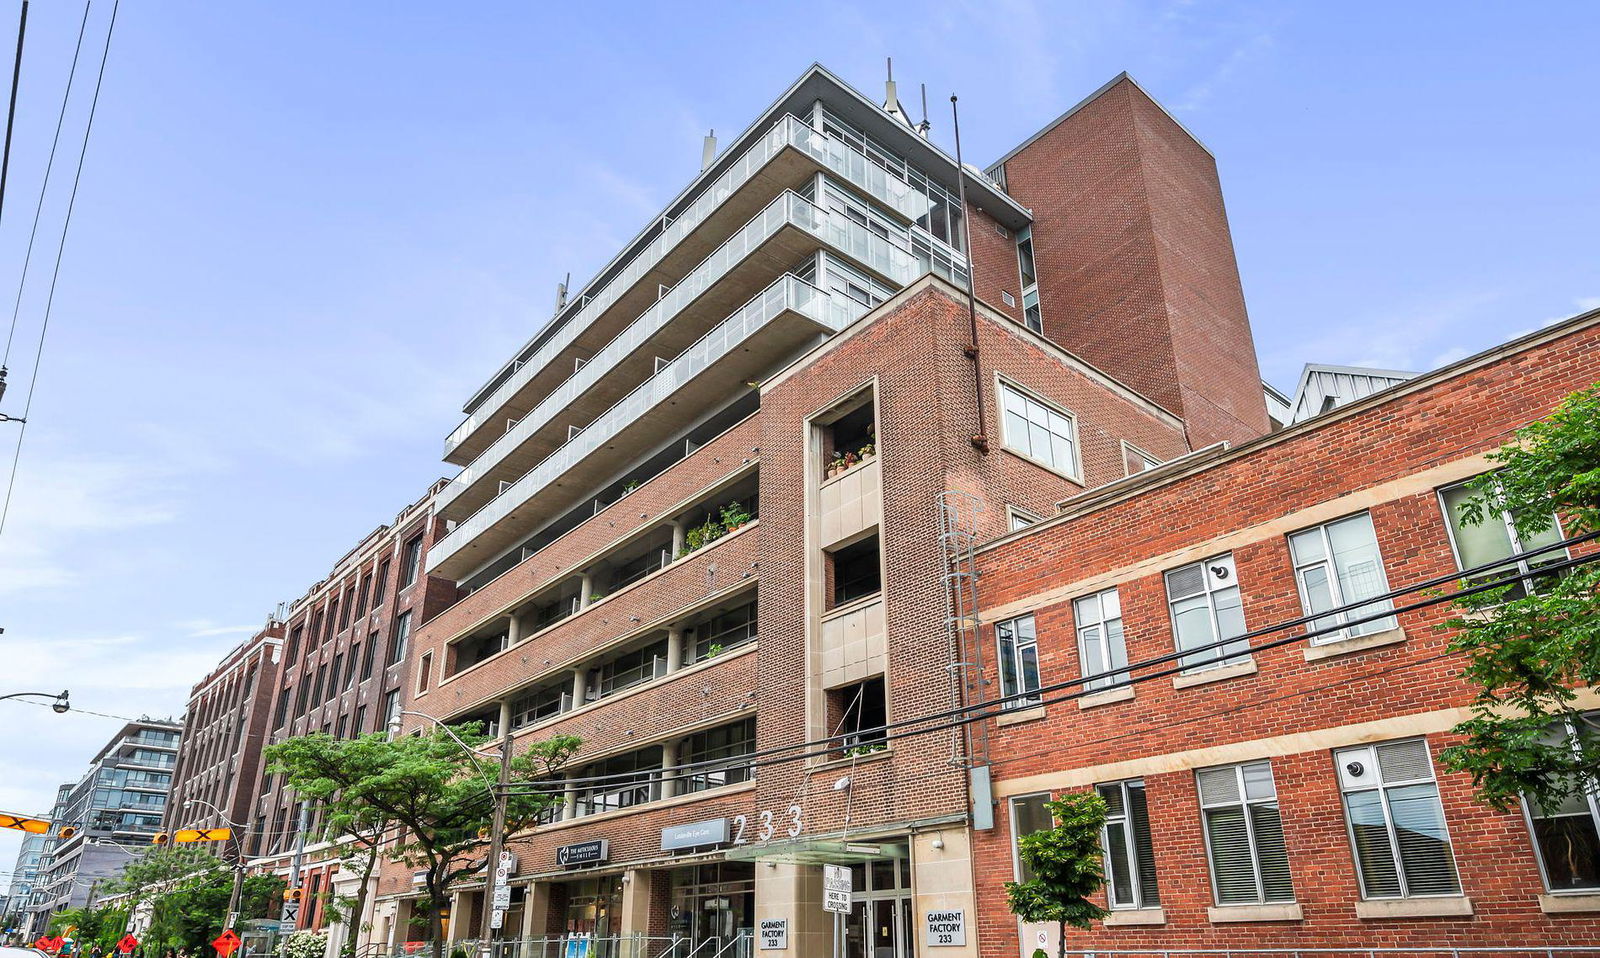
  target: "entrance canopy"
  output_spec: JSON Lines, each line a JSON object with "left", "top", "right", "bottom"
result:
{"left": 722, "top": 838, "right": 907, "bottom": 865}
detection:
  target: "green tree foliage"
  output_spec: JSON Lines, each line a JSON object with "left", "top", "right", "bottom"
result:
{"left": 49, "top": 903, "right": 129, "bottom": 949}
{"left": 1441, "top": 384, "right": 1600, "bottom": 814}
{"left": 1003, "top": 792, "right": 1110, "bottom": 958}
{"left": 266, "top": 725, "right": 579, "bottom": 958}
{"left": 102, "top": 847, "right": 284, "bottom": 954}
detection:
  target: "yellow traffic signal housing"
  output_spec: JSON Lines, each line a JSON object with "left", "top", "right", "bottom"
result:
{"left": 0, "top": 814, "right": 50, "bottom": 834}
{"left": 174, "top": 828, "right": 233, "bottom": 843}
{"left": 284, "top": 888, "right": 303, "bottom": 902}
{"left": 57, "top": 826, "right": 77, "bottom": 840}
{"left": 152, "top": 832, "right": 170, "bottom": 845}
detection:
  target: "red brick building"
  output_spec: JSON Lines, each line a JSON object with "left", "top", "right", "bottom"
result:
{"left": 971, "top": 312, "right": 1600, "bottom": 954}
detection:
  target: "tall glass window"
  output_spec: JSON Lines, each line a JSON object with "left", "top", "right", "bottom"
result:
{"left": 1335, "top": 739, "right": 1461, "bottom": 899}
{"left": 1439, "top": 478, "right": 1568, "bottom": 600}
{"left": 1016, "top": 226, "right": 1042, "bottom": 333}
{"left": 1000, "top": 381, "right": 1079, "bottom": 477}
{"left": 1073, "top": 589, "right": 1128, "bottom": 692}
{"left": 995, "top": 614, "right": 1041, "bottom": 706}
{"left": 1288, "top": 512, "right": 1396, "bottom": 643}
{"left": 1526, "top": 715, "right": 1600, "bottom": 893}
{"left": 1010, "top": 794, "right": 1054, "bottom": 882}
{"left": 1098, "top": 779, "right": 1160, "bottom": 909}
{"left": 1165, "top": 553, "right": 1249, "bottom": 671}
{"left": 1197, "top": 762, "right": 1294, "bottom": 905}
{"left": 678, "top": 719, "right": 756, "bottom": 793}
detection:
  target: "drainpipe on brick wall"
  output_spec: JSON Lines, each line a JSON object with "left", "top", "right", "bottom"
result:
{"left": 950, "top": 94, "right": 989, "bottom": 455}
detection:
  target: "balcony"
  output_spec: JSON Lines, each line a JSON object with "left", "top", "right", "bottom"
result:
{"left": 444, "top": 114, "right": 950, "bottom": 465}
{"left": 428, "top": 274, "right": 861, "bottom": 579}
{"left": 436, "top": 189, "right": 928, "bottom": 522}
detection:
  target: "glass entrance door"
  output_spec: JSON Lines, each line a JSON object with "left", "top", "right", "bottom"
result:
{"left": 670, "top": 862, "right": 755, "bottom": 953}
{"left": 840, "top": 856, "right": 912, "bottom": 958}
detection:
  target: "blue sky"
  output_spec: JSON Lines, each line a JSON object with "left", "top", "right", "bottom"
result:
{"left": 1, "top": 0, "right": 1596, "bottom": 877}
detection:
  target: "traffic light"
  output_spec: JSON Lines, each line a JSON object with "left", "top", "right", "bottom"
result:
{"left": 56, "top": 826, "right": 76, "bottom": 840}
{"left": 151, "top": 832, "right": 170, "bottom": 845}
{"left": 0, "top": 814, "right": 50, "bottom": 834}
{"left": 284, "top": 888, "right": 303, "bottom": 902}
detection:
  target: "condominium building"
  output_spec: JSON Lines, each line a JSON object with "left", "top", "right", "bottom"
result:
{"left": 31, "top": 720, "right": 182, "bottom": 919}
{"left": 371, "top": 63, "right": 1267, "bottom": 958}
{"left": 7, "top": 813, "right": 55, "bottom": 938}
{"left": 972, "top": 310, "right": 1600, "bottom": 953}
{"left": 165, "top": 622, "right": 284, "bottom": 853}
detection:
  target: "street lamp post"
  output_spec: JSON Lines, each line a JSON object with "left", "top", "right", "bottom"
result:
{"left": 389, "top": 708, "right": 509, "bottom": 958}
{"left": 183, "top": 798, "right": 250, "bottom": 927}
{"left": 0, "top": 690, "right": 69, "bottom": 712}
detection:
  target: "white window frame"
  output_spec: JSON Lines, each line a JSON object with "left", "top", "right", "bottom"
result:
{"left": 1197, "top": 761, "right": 1294, "bottom": 905}
{"left": 997, "top": 376, "right": 1082, "bottom": 482}
{"left": 1334, "top": 738, "right": 1462, "bottom": 900}
{"left": 1015, "top": 225, "right": 1042, "bottom": 334}
{"left": 1521, "top": 712, "right": 1600, "bottom": 895}
{"left": 1006, "top": 505, "right": 1043, "bottom": 532}
{"left": 1164, "top": 553, "right": 1249, "bottom": 673}
{"left": 1288, "top": 512, "right": 1396, "bottom": 644}
{"left": 1437, "top": 477, "right": 1568, "bottom": 598}
{"left": 995, "top": 614, "right": 1041, "bottom": 707}
{"left": 1073, "top": 588, "right": 1128, "bottom": 692}
{"left": 1098, "top": 778, "right": 1159, "bottom": 910}
{"left": 1010, "top": 792, "right": 1053, "bottom": 882}
{"left": 1121, "top": 440, "right": 1161, "bottom": 476}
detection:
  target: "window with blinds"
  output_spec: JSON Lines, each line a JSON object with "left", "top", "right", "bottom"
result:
{"left": 1097, "top": 779, "right": 1160, "bottom": 909}
{"left": 1439, "top": 479, "right": 1568, "bottom": 601}
{"left": 1288, "top": 512, "right": 1397, "bottom": 643}
{"left": 1197, "top": 762, "right": 1294, "bottom": 905}
{"left": 1165, "top": 553, "right": 1250, "bottom": 672}
{"left": 1335, "top": 739, "right": 1462, "bottom": 899}
{"left": 1074, "top": 589, "right": 1128, "bottom": 692}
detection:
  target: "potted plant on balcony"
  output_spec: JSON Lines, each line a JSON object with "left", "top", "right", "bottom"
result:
{"left": 720, "top": 500, "right": 752, "bottom": 534}
{"left": 684, "top": 516, "right": 725, "bottom": 554}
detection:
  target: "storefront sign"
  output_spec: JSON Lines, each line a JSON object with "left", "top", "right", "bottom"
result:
{"left": 822, "top": 864, "right": 851, "bottom": 914}
{"left": 758, "top": 918, "right": 787, "bottom": 950}
{"left": 923, "top": 910, "right": 966, "bottom": 947}
{"left": 660, "top": 817, "right": 729, "bottom": 851}
{"left": 556, "top": 839, "right": 609, "bottom": 868}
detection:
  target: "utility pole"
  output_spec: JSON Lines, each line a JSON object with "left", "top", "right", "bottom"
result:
{"left": 476, "top": 712, "right": 513, "bottom": 958}
{"left": 224, "top": 832, "right": 246, "bottom": 929}
{"left": 284, "top": 803, "right": 312, "bottom": 928}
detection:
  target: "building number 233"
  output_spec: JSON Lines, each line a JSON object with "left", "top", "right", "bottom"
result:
{"left": 731, "top": 805, "right": 803, "bottom": 843}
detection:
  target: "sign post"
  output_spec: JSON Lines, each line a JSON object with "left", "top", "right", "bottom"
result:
{"left": 823, "top": 864, "right": 850, "bottom": 958}
{"left": 213, "top": 930, "right": 242, "bottom": 958}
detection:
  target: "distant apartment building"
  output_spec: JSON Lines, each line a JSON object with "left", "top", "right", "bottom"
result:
{"left": 165, "top": 622, "right": 284, "bottom": 853}
{"left": 249, "top": 482, "right": 454, "bottom": 941}
{"left": 7, "top": 819, "right": 54, "bottom": 937}
{"left": 30, "top": 720, "right": 181, "bottom": 922}
{"left": 363, "top": 62, "right": 1275, "bottom": 958}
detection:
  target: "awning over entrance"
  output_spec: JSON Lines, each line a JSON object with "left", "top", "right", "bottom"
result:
{"left": 721, "top": 838, "right": 908, "bottom": 865}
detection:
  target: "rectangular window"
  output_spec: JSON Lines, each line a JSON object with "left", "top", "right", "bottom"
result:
{"left": 589, "top": 638, "right": 669, "bottom": 700}
{"left": 361, "top": 631, "right": 379, "bottom": 679}
{"left": 273, "top": 688, "right": 291, "bottom": 729}
{"left": 400, "top": 534, "right": 424, "bottom": 588}
{"left": 1073, "top": 589, "right": 1128, "bottom": 692}
{"left": 510, "top": 683, "right": 567, "bottom": 730}
{"left": 1525, "top": 716, "right": 1600, "bottom": 893}
{"left": 1015, "top": 226, "right": 1042, "bottom": 333}
{"left": 995, "top": 614, "right": 1041, "bottom": 706}
{"left": 338, "top": 589, "right": 353, "bottom": 631}
{"left": 1010, "top": 794, "right": 1054, "bottom": 882}
{"left": 831, "top": 676, "right": 888, "bottom": 752}
{"left": 577, "top": 746, "right": 662, "bottom": 815}
{"left": 679, "top": 718, "right": 756, "bottom": 793}
{"left": 372, "top": 559, "right": 390, "bottom": 607}
{"left": 389, "top": 612, "right": 412, "bottom": 665}
{"left": 1197, "top": 762, "right": 1294, "bottom": 905}
{"left": 311, "top": 665, "right": 327, "bottom": 705}
{"left": 1098, "top": 779, "right": 1160, "bottom": 909}
{"left": 1123, "top": 442, "right": 1160, "bottom": 476}
{"left": 334, "top": 715, "right": 348, "bottom": 740}
{"left": 417, "top": 652, "right": 433, "bottom": 695}
{"left": 1289, "top": 512, "right": 1396, "bottom": 643}
{"left": 1439, "top": 479, "right": 1567, "bottom": 601}
{"left": 1336, "top": 739, "right": 1461, "bottom": 899}
{"left": 1165, "top": 554, "right": 1250, "bottom": 672}
{"left": 344, "top": 646, "right": 359, "bottom": 688}
{"left": 381, "top": 690, "right": 400, "bottom": 736}
{"left": 352, "top": 705, "right": 367, "bottom": 737}
{"left": 328, "top": 655, "right": 344, "bottom": 698}
{"left": 356, "top": 572, "right": 372, "bottom": 615}
{"left": 690, "top": 601, "right": 757, "bottom": 663}
{"left": 1007, "top": 506, "right": 1041, "bottom": 532}
{"left": 830, "top": 535, "right": 882, "bottom": 607}
{"left": 285, "top": 626, "right": 303, "bottom": 665}
{"left": 1000, "top": 381, "right": 1078, "bottom": 477}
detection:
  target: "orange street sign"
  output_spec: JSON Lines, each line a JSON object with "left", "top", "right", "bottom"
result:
{"left": 0, "top": 813, "right": 50, "bottom": 834}
{"left": 175, "top": 827, "right": 233, "bottom": 843}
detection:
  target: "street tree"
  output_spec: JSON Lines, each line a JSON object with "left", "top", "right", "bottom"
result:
{"left": 266, "top": 725, "right": 580, "bottom": 958}
{"left": 104, "top": 846, "right": 283, "bottom": 952}
{"left": 1003, "top": 792, "right": 1110, "bottom": 958}
{"left": 1441, "top": 384, "right": 1600, "bottom": 818}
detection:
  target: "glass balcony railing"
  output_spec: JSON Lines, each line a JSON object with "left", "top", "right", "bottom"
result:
{"left": 428, "top": 272, "right": 866, "bottom": 574}
{"left": 444, "top": 114, "right": 950, "bottom": 457}
{"left": 438, "top": 187, "right": 928, "bottom": 512}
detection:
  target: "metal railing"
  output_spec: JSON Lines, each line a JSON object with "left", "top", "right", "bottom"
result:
{"left": 445, "top": 111, "right": 946, "bottom": 456}
{"left": 1057, "top": 951, "right": 1600, "bottom": 958}
{"left": 429, "top": 270, "right": 865, "bottom": 572}
{"left": 439, "top": 935, "right": 716, "bottom": 958}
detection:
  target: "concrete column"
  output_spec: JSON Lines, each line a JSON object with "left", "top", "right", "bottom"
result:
{"left": 497, "top": 698, "right": 513, "bottom": 742}
{"left": 912, "top": 830, "right": 980, "bottom": 958}
{"left": 755, "top": 862, "right": 826, "bottom": 956}
{"left": 579, "top": 573, "right": 594, "bottom": 608}
{"left": 562, "top": 771, "right": 580, "bottom": 821}
{"left": 659, "top": 738, "right": 681, "bottom": 800}
{"left": 448, "top": 890, "right": 469, "bottom": 942}
{"left": 670, "top": 520, "right": 686, "bottom": 559}
{"left": 618, "top": 870, "right": 654, "bottom": 943}
{"left": 665, "top": 626, "right": 685, "bottom": 673}
{"left": 520, "top": 881, "right": 551, "bottom": 942}
{"left": 570, "top": 668, "right": 587, "bottom": 708}
{"left": 507, "top": 611, "right": 522, "bottom": 646}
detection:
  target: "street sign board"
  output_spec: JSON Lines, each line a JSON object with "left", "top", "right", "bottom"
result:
{"left": 490, "top": 908, "right": 505, "bottom": 930}
{"left": 822, "top": 864, "right": 851, "bottom": 914}
{"left": 117, "top": 935, "right": 139, "bottom": 954}
{"left": 757, "top": 918, "right": 787, "bottom": 949}
{"left": 491, "top": 885, "right": 512, "bottom": 908}
{"left": 213, "top": 930, "right": 242, "bottom": 958}
{"left": 923, "top": 910, "right": 966, "bottom": 947}
{"left": 280, "top": 898, "right": 300, "bottom": 923}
